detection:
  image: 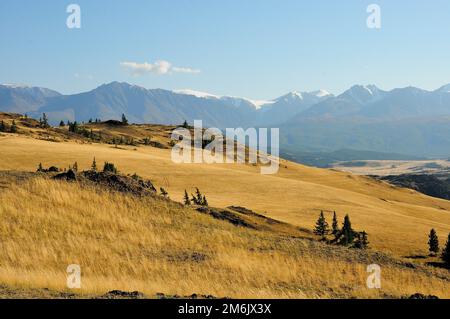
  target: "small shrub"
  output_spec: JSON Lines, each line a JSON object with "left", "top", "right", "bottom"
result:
{"left": 103, "top": 162, "right": 118, "bottom": 174}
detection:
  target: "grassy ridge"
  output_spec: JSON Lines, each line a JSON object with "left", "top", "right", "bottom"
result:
{"left": 0, "top": 176, "right": 449, "bottom": 298}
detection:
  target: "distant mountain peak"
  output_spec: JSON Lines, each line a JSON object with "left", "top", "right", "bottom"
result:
{"left": 1, "top": 83, "right": 31, "bottom": 89}
{"left": 339, "top": 84, "right": 383, "bottom": 104}
{"left": 436, "top": 83, "right": 450, "bottom": 93}
{"left": 309, "top": 89, "right": 332, "bottom": 98}
{"left": 174, "top": 89, "right": 219, "bottom": 99}
{"left": 349, "top": 84, "right": 379, "bottom": 95}
{"left": 277, "top": 91, "right": 304, "bottom": 102}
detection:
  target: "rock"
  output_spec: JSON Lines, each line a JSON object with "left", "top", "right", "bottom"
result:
{"left": 102, "top": 290, "right": 146, "bottom": 299}
{"left": 406, "top": 293, "right": 439, "bottom": 299}
{"left": 82, "top": 171, "right": 157, "bottom": 195}
{"left": 54, "top": 169, "right": 77, "bottom": 181}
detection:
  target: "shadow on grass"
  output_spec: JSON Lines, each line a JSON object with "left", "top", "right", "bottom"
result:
{"left": 403, "top": 255, "right": 427, "bottom": 260}
{"left": 426, "top": 261, "right": 450, "bottom": 270}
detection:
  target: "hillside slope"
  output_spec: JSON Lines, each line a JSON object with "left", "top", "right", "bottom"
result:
{"left": 1, "top": 113, "right": 450, "bottom": 258}
{"left": 0, "top": 173, "right": 449, "bottom": 298}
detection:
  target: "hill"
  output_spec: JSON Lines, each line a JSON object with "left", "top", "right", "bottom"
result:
{"left": 1, "top": 172, "right": 448, "bottom": 298}
{"left": 1, "top": 112, "right": 450, "bottom": 298}
{"left": 1, "top": 112, "right": 450, "bottom": 256}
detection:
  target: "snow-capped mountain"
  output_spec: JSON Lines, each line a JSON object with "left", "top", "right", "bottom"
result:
{"left": 27, "top": 82, "right": 258, "bottom": 127}
{"left": 174, "top": 89, "right": 273, "bottom": 110}
{"left": 2, "top": 81, "right": 450, "bottom": 157}
{"left": 255, "top": 90, "right": 333, "bottom": 125}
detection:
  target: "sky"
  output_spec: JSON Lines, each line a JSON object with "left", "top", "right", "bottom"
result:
{"left": 1, "top": 0, "right": 450, "bottom": 99}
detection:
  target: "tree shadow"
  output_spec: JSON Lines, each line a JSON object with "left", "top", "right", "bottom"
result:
{"left": 403, "top": 255, "right": 427, "bottom": 260}
{"left": 426, "top": 261, "right": 450, "bottom": 270}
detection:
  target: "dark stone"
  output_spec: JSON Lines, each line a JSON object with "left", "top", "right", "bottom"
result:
{"left": 82, "top": 171, "right": 157, "bottom": 195}
{"left": 102, "top": 290, "right": 146, "bottom": 299}
{"left": 407, "top": 293, "right": 439, "bottom": 299}
{"left": 54, "top": 169, "right": 77, "bottom": 181}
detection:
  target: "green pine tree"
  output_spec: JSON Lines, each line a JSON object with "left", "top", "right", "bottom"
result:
{"left": 313, "top": 211, "right": 329, "bottom": 239}
{"left": 202, "top": 195, "right": 209, "bottom": 207}
{"left": 428, "top": 229, "right": 440, "bottom": 256}
{"left": 183, "top": 190, "right": 191, "bottom": 205}
{"left": 195, "top": 188, "right": 202, "bottom": 205}
{"left": 103, "top": 162, "right": 118, "bottom": 174}
{"left": 91, "top": 157, "right": 97, "bottom": 172}
{"left": 121, "top": 114, "right": 128, "bottom": 125}
{"left": 339, "top": 214, "right": 355, "bottom": 246}
{"left": 353, "top": 231, "right": 369, "bottom": 249}
{"left": 332, "top": 211, "right": 339, "bottom": 236}
{"left": 10, "top": 120, "right": 17, "bottom": 133}
{"left": 441, "top": 233, "right": 450, "bottom": 266}
{"left": 42, "top": 113, "right": 49, "bottom": 128}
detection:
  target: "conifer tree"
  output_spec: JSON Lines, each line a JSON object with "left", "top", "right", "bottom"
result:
{"left": 441, "top": 233, "right": 450, "bottom": 266}
{"left": 59, "top": 120, "right": 65, "bottom": 127}
{"left": 121, "top": 114, "right": 128, "bottom": 125}
{"left": 313, "top": 211, "right": 329, "bottom": 239}
{"left": 182, "top": 120, "right": 189, "bottom": 128}
{"left": 332, "top": 211, "right": 339, "bottom": 236}
{"left": 339, "top": 214, "right": 355, "bottom": 246}
{"left": 428, "top": 229, "right": 440, "bottom": 256}
{"left": 69, "top": 121, "right": 79, "bottom": 133}
{"left": 354, "top": 231, "right": 369, "bottom": 249}
{"left": 183, "top": 190, "right": 191, "bottom": 205}
{"left": 202, "top": 195, "right": 208, "bottom": 207}
{"left": 37, "top": 163, "right": 44, "bottom": 172}
{"left": 195, "top": 188, "right": 202, "bottom": 205}
{"left": 91, "top": 157, "right": 97, "bottom": 172}
{"left": 10, "top": 120, "right": 17, "bottom": 133}
{"left": 103, "top": 162, "right": 117, "bottom": 174}
{"left": 42, "top": 113, "right": 49, "bottom": 128}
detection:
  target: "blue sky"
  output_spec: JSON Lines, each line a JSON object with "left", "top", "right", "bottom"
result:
{"left": 1, "top": 0, "right": 450, "bottom": 99}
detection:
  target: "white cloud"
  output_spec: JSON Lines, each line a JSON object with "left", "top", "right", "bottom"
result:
{"left": 120, "top": 60, "right": 200, "bottom": 76}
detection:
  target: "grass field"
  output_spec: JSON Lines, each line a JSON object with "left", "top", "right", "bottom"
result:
{"left": 1, "top": 133, "right": 450, "bottom": 258}
{"left": 0, "top": 176, "right": 449, "bottom": 298}
{"left": 0, "top": 115, "right": 450, "bottom": 298}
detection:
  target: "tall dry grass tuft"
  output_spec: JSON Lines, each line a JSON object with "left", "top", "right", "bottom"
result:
{"left": 0, "top": 177, "right": 449, "bottom": 298}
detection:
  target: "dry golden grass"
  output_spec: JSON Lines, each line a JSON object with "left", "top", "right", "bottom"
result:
{"left": 0, "top": 177, "right": 449, "bottom": 298}
{"left": 1, "top": 134, "right": 450, "bottom": 259}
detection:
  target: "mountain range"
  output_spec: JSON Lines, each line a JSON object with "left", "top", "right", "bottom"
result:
{"left": 2, "top": 81, "right": 450, "bottom": 159}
